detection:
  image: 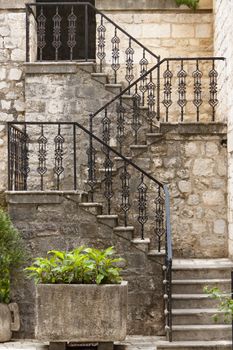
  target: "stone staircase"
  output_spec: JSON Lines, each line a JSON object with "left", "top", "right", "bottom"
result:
{"left": 158, "top": 259, "right": 233, "bottom": 349}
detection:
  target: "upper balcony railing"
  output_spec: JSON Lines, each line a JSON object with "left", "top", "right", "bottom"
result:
{"left": 26, "top": 2, "right": 159, "bottom": 84}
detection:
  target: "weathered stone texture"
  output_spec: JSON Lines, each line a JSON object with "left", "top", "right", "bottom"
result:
{"left": 214, "top": 0, "right": 233, "bottom": 257}
{"left": 0, "top": 7, "right": 26, "bottom": 191}
{"left": 8, "top": 193, "right": 164, "bottom": 339}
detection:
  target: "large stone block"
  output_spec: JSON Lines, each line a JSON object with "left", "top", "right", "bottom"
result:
{"left": 36, "top": 282, "right": 128, "bottom": 342}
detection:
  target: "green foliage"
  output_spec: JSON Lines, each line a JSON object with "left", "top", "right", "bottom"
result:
{"left": 175, "top": 0, "right": 199, "bottom": 10}
{"left": 25, "top": 246, "right": 125, "bottom": 285}
{"left": 0, "top": 209, "right": 26, "bottom": 304}
{"left": 204, "top": 286, "right": 233, "bottom": 323}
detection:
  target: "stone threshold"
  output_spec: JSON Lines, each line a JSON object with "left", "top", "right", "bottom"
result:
{"left": 24, "top": 62, "right": 96, "bottom": 74}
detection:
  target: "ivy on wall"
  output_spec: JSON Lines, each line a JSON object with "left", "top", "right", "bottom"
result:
{"left": 175, "top": 0, "right": 199, "bottom": 10}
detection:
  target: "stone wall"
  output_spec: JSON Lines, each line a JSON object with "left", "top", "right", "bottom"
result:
{"left": 214, "top": 0, "right": 233, "bottom": 257}
{"left": 7, "top": 192, "right": 164, "bottom": 339}
{"left": 0, "top": 1, "right": 29, "bottom": 201}
{"left": 148, "top": 124, "right": 228, "bottom": 258}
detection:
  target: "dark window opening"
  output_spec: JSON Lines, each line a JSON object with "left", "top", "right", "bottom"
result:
{"left": 36, "top": 0, "right": 96, "bottom": 61}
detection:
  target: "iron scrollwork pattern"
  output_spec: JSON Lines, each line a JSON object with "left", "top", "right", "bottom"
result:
{"left": 120, "top": 162, "right": 131, "bottom": 227}
{"left": 111, "top": 28, "right": 120, "bottom": 84}
{"left": 37, "top": 7, "right": 46, "bottom": 61}
{"left": 155, "top": 186, "right": 165, "bottom": 252}
{"left": 87, "top": 140, "right": 97, "bottom": 201}
{"left": 52, "top": 6, "right": 62, "bottom": 61}
{"left": 147, "top": 73, "right": 156, "bottom": 132}
{"left": 162, "top": 61, "right": 173, "bottom": 122}
{"left": 209, "top": 60, "right": 219, "bottom": 121}
{"left": 193, "top": 60, "right": 203, "bottom": 122}
{"left": 139, "top": 50, "right": 148, "bottom": 105}
{"left": 138, "top": 174, "right": 148, "bottom": 240}
{"left": 125, "top": 38, "right": 134, "bottom": 90}
{"left": 103, "top": 149, "right": 114, "bottom": 215}
{"left": 97, "top": 16, "right": 106, "bottom": 73}
{"left": 116, "top": 99, "right": 126, "bottom": 153}
{"left": 54, "top": 124, "right": 64, "bottom": 190}
{"left": 67, "top": 6, "right": 77, "bottom": 61}
{"left": 177, "top": 60, "right": 187, "bottom": 122}
{"left": 132, "top": 84, "right": 142, "bottom": 144}
{"left": 102, "top": 108, "right": 111, "bottom": 153}
{"left": 37, "top": 124, "right": 48, "bottom": 190}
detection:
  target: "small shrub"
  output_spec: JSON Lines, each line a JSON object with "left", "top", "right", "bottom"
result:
{"left": 25, "top": 246, "right": 125, "bottom": 285}
{"left": 175, "top": 0, "right": 199, "bottom": 10}
{"left": 204, "top": 286, "right": 233, "bottom": 323}
{"left": 0, "top": 209, "right": 26, "bottom": 303}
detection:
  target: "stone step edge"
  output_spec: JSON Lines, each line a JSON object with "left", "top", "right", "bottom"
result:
{"left": 171, "top": 308, "right": 226, "bottom": 315}
{"left": 156, "top": 340, "right": 232, "bottom": 348}
{"left": 172, "top": 325, "right": 231, "bottom": 330}
{"left": 173, "top": 279, "right": 231, "bottom": 284}
{"left": 171, "top": 293, "right": 230, "bottom": 299}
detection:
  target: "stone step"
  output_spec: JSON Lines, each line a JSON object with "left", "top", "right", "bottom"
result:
{"left": 172, "top": 278, "right": 231, "bottom": 294}
{"left": 78, "top": 202, "right": 103, "bottom": 215}
{"left": 91, "top": 72, "right": 109, "bottom": 84}
{"left": 131, "top": 238, "right": 150, "bottom": 253}
{"left": 96, "top": 214, "right": 118, "bottom": 228}
{"left": 105, "top": 83, "right": 122, "bottom": 93}
{"left": 172, "top": 259, "right": 233, "bottom": 280}
{"left": 171, "top": 294, "right": 230, "bottom": 309}
{"left": 171, "top": 308, "right": 227, "bottom": 325}
{"left": 157, "top": 340, "right": 232, "bottom": 350}
{"left": 113, "top": 226, "right": 134, "bottom": 239}
{"left": 171, "top": 325, "right": 231, "bottom": 341}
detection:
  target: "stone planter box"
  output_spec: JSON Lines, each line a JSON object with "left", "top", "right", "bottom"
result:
{"left": 36, "top": 282, "right": 128, "bottom": 342}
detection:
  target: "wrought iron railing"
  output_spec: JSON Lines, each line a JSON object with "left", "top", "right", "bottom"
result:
{"left": 7, "top": 121, "right": 170, "bottom": 253}
{"left": 88, "top": 57, "right": 225, "bottom": 161}
{"left": 26, "top": 2, "right": 160, "bottom": 84}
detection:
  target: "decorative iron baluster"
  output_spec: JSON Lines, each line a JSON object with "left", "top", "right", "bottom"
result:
{"left": 37, "top": 7, "right": 46, "bottom": 62}
{"left": 87, "top": 144, "right": 97, "bottom": 201}
{"left": 139, "top": 50, "right": 148, "bottom": 105}
{"left": 125, "top": 38, "right": 134, "bottom": 92}
{"left": 132, "top": 84, "right": 141, "bottom": 144}
{"left": 52, "top": 6, "right": 62, "bottom": 61}
{"left": 37, "top": 124, "right": 47, "bottom": 190}
{"left": 116, "top": 98, "right": 125, "bottom": 153}
{"left": 177, "top": 60, "right": 187, "bottom": 122}
{"left": 102, "top": 108, "right": 111, "bottom": 154}
{"left": 155, "top": 186, "right": 165, "bottom": 252}
{"left": 138, "top": 174, "right": 148, "bottom": 240}
{"left": 97, "top": 15, "right": 106, "bottom": 73}
{"left": 103, "top": 149, "right": 114, "bottom": 215}
{"left": 120, "top": 162, "right": 131, "bottom": 227}
{"left": 147, "top": 73, "right": 156, "bottom": 132}
{"left": 54, "top": 124, "right": 64, "bottom": 190}
{"left": 209, "top": 60, "right": 218, "bottom": 121}
{"left": 8, "top": 126, "right": 14, "bottom": 190}
{"left": 193, "top": 60, "right": 203, "bottom": 122}
{"left": 21, "top": 125, "right": 30, "bottom": 190}
{"left": 162, "top": 60, "right": 173, "bottom": 122}
{"left": 67, "top": 6, "right": 77, "bottom": 61}
{"left": 111, "top": 28, "right": 120, "bottom": 84}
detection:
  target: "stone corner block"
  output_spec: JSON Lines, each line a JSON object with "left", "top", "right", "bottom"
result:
{"left": 0, "top": 0, "right": 35, "bottom": 10}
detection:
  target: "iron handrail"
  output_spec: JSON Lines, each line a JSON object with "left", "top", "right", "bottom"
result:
{"left": 26, "top": 2, "right": 160, "bottom": 60}
{"left": 8, "top": 121, "right": 163, "bottom": 187}
{"left": 91, "top": 56, "right": 225, "bottom": 119}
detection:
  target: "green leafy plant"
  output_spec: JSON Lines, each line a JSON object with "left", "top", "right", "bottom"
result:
{"left": 25, "top": 246, "right": 125, "bottom": 285}
{"left": 0, "top": 209, "right": 26, "bottom": 304}
{"left": 204, "top": 286, "right": 233, "bottom": 323}
{"left": 175, "top": 0, "right": 199, "bottom": 10}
